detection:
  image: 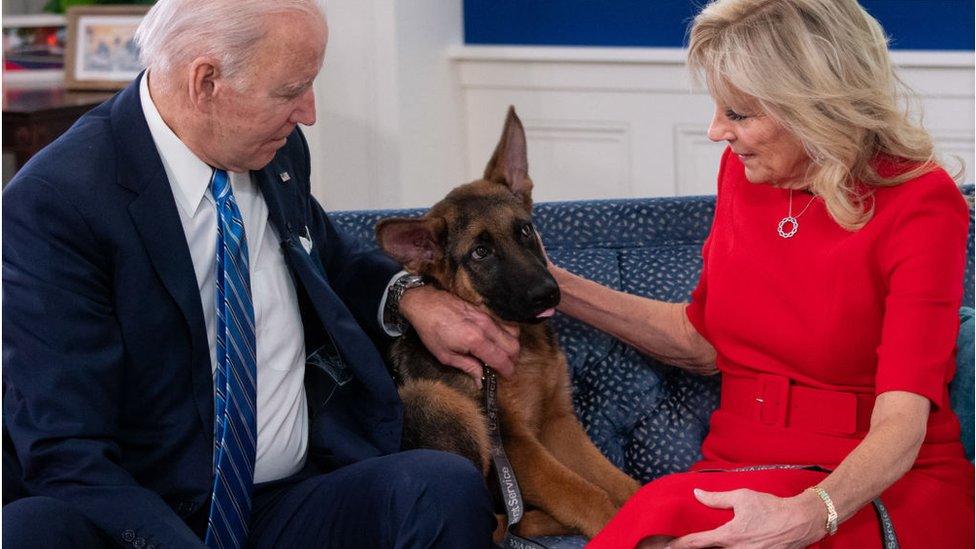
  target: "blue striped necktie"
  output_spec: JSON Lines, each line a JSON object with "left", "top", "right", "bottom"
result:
{"left": 205, "top": 169, "right": 257, "bottom": 549}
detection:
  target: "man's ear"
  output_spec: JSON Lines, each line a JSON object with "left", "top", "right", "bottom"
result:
{"left": 483, "top": 105, "right": 533, "bottom": 206}
{"left": 187, "top": 57, "right": 220, "bottom": 113}
{"left": 375, "top": 216, "right": 447, "bottom": 271}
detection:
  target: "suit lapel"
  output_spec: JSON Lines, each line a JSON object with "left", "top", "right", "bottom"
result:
{"left": 127, "top": 178, "right": 208, "bottom": 352}
{"left": 254, "top": 162, "right": 297, "bottom": 249}
{"left": 256, "top": 142, "right": 403, "bottom": 456}
{"left": 254, "top": 161, "right": 354, "bottom": 359}
{"left": 111, "top": 73, "right": 214, "bottom": 438}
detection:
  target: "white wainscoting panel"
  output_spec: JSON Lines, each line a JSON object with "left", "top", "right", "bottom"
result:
{"left": 674, "top": 124, "right": 728, "bottom": 196}
{"left": 524, "top": 118, "right": 632, "bottom": 201}
{"left": 452, "top": 46, "right": 975, "bottom": 201}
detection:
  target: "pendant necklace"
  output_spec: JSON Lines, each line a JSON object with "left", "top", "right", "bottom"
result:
{"left": 777, "top": 189, "right": 818, "bottom": 239}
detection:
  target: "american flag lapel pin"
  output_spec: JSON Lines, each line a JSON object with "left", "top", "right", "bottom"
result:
{"left": 279, "top": 171, "right": 291, "bottom": 183}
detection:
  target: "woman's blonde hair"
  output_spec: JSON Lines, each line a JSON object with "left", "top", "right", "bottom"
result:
{"left": 688, "top": 0, "right": 945, "bottom": 230}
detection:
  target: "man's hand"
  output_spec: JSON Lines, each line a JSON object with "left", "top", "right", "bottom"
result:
{"left": 399, "top": 285, "right": 520, "bottom": 384}
{"left": 667, "top": 488, "right": 825, "bottom": 549}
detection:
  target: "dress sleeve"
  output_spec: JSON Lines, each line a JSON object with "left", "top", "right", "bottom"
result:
{"left": 685, "top": 147, "right": 734, "bottom": 339}
{"left": 874, "top": 173, "right": 970, "bottom": 408}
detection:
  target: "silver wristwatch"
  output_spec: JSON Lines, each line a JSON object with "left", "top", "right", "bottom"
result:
{"left": 384, "top": 274, "right": 426, "bottom": 333}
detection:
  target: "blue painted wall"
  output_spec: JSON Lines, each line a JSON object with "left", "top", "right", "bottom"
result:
{"left": 464, "top": 1, "right": 975, "bottom": 51}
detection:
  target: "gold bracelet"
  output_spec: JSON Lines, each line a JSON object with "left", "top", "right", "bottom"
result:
{"left": 809, "top": 485, "right": 838, "bottom": 536}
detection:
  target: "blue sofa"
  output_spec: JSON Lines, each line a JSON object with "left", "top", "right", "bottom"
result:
{"left": 334, "top": 187, "right": 975, "bottom": 548}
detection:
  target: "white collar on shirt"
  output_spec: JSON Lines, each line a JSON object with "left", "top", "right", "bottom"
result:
{"left": 139, "top": 71, "right": 216, "bottom": 217}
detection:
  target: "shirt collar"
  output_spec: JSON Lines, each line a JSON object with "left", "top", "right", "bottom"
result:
{"left": 139, "top": 70, "right": 214, "bottom": 217}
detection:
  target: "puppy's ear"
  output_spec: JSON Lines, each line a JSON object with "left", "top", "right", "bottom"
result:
{"left": 483, "top": 106, "right": 533, "bottom": 206}
{"left": 376, "top": 216, "right": 447, "bottom": 272}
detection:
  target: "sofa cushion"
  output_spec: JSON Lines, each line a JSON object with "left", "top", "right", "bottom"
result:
{"left": 531, "top": 198, "right": 715, "bottom": 250}
{"left": 548, "top": 248, "right": 621, "bottom": 374}
{"left": 619, "top": 246, "right": 704, "bottom": 302}
{"left": 966, "top": 194, "right": 974, "bottom": 308}
{"left": 628, "top": 364, "right": 721, "bottom": 482}
{"left": 571, "top": 343, "right": 664, "bottom": 476}
{"left": 951, "top": 307, "right": 975, "bottom": 461}
{"left": 574, "top": 344, "right": 722, "bottom": 483}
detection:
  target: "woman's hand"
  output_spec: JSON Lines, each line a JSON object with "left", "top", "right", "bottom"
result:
{"left": 668, "top": 488, "right": 826, "bottom": 549}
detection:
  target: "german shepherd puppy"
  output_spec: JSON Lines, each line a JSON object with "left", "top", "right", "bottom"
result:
{"left": 375, "top": 107, "right": 640, "bottom": 539}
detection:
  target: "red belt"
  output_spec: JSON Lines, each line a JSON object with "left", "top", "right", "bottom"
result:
{"left": 721, "top": 373, "right": 875, "bottom": 436}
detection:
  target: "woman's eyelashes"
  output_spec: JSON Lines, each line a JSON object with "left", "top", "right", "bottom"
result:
{"left": 725, "top": 108, "right": 749, "bottom": 121}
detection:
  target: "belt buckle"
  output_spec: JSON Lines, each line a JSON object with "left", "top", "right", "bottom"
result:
{"left": 754, "top": 374, "right": 790, "bottom": 427}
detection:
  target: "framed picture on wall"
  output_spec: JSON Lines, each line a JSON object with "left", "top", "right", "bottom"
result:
{"left": 2, "top": 14, "right": 67, "bottom": 87}
{"left": 64, "top": 5, "right": 149, "bottom": 91}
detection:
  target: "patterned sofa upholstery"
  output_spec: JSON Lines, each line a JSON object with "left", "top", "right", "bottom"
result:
{"left": 332, "top": 188, "right": 975, "bottom": 549}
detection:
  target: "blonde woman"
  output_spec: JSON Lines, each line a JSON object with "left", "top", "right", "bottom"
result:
{"left": 549, "top": 0, "right": 974, "bottom": 547}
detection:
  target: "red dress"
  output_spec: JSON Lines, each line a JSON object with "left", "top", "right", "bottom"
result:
{"left": 588, "top": 148, "right": 975, "bottom": 548}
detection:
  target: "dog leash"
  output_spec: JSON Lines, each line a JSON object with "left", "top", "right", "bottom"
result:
{"left": 699, "top": 464, "right": 899, "bottom": 548}
{"left": 482, "top": 366, "right": 552, "bottom": 549}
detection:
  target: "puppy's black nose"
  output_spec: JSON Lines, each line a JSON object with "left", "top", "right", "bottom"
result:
{"left": 527, "top": 279, "right": 560, "bottom": 309}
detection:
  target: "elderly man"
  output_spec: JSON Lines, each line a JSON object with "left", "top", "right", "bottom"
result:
{"left": 2, "top": 1, "right": 518, "bottom": 547}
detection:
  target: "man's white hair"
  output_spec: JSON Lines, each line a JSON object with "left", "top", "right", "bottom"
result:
{"left": 134, "top": 0, "right": 324, "bottom": 86}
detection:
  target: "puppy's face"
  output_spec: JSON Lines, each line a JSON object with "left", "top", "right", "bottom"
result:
{"left": 376, "top": 107, "right": 559, "bottom": 323}
{"left": 442, "top": 187, "right": 558, "bottom": 323}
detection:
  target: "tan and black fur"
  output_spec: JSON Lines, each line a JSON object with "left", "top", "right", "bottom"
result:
{"left": 376, "top": 107, "right": 640, "bottom": 539}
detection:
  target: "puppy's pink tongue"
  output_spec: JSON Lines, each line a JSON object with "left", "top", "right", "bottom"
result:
{"left": 536, "top": 308, "right": 556, "bottom": 319}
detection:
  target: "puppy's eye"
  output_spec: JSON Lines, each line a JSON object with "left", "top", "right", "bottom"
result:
{"left": 471, "top": 245, "right": 491, "bottom": 260}
{"left": 520, "top": 223, "right": 534, "bottom": 238}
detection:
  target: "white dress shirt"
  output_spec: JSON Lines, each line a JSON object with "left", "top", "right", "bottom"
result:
{"left": 140, "top": 74, "right": 307, "bottom": 483}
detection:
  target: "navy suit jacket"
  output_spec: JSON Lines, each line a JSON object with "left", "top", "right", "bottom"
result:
{"left": 2, "top": 74, "right": 404, "bottom": 547}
